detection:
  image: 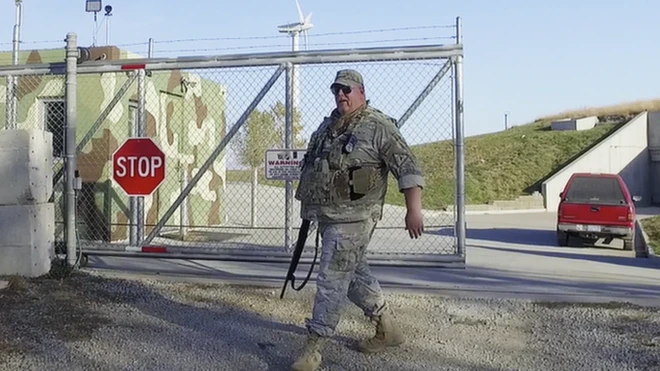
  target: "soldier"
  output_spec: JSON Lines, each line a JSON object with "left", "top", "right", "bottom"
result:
{"left": 290, "top": 69, "right": 425, "bottom": 371}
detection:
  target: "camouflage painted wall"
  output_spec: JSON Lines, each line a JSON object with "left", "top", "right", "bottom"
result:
{"left": 0, "top": 46, "right": 228, "bottom": 243}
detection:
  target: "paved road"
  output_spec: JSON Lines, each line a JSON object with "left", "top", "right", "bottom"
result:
{"left": 86, "top": 206, "right": 660, "bottom": 306}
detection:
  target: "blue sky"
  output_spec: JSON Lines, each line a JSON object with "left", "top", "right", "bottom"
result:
{"left": 0, "top": 0, "right": 657, "bottom": 143}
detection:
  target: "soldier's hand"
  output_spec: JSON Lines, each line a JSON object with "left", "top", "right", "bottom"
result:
{"left": 405, "top": 210, "right": 424, "bottom": 239}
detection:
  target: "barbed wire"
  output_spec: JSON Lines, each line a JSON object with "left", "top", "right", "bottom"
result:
{"left": 0, "top": 39, "right": 62, "bottom": 46}
{"left": 0, "top": 23, "right": 458, "bottom": 66}
{"left": 0, "top": 24, "right": 456, "bottom": 49}
{"left": 144, "top": 24, "right": 456, "bottom": 46}
{"left": 0, "top": 34, "right": 456, "bottom": 65}
{"left": 145, "top": 36, "right": 454, "bottom": 55}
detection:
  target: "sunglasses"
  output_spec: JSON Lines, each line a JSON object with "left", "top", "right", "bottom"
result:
{"left": 331, "top": 84, "right": 352, "bottom": 96}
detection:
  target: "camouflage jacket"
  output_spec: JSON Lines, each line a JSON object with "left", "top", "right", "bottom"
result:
{"left": 295, "top": 103, "right": 425, "bottom": 223}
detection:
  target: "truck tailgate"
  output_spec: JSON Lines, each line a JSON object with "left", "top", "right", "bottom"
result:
{"left": 560, "top": 203, "right": 631, "bottom": 227}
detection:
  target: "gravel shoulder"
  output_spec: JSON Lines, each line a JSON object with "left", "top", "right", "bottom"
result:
{"left": 1, "top": 269, "right": 659, "bottom": 371}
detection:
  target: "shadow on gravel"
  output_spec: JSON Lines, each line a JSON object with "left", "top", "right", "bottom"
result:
{"left": 76, "top": 275, "right": 505, "bottom": 371}
{"left": 0, "top": 270, "right": 531, "bottom": 371}
{"left": 0, "top": 273, "right": 119, "bottom": 370}
{"left": 72, "top": 275, "right": 303, "bottom": 370}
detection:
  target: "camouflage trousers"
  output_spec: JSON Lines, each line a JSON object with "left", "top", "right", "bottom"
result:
{"left": 304, "top": 218, "right": 387, "bottom": 338}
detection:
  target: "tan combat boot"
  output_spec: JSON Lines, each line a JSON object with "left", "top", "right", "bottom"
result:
{"left": 291, "top": 332, "right": 326, "bottom": 371}
{"left": 357, "top": 311, "right": 405, "bottom": 353}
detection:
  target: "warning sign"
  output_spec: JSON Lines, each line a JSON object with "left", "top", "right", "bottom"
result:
{"left": 264, "top": 149, "right": 306, "bottom": 180}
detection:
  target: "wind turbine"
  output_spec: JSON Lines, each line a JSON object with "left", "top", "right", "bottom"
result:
{"left": 278, "top": 0, "right": 313, "bottom": 111}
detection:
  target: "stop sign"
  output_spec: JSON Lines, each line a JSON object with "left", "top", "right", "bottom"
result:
{"left": 112, "top": 137, "right": 166, "bottom": 196}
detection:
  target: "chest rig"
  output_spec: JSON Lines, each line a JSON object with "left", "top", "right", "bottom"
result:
{"left": 295, "top": 106, "right": 387, "bottom": 209}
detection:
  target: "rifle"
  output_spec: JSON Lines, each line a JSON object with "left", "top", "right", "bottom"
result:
{"left": 279, "top": 219, "right": 319, "bottom": 299}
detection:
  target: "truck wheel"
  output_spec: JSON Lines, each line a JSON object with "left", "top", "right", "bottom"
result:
{"left": 557, "top": 230, "right": 569, "bottom": 246}
{"left": 622, "top": 237, "right": 634, "bottom": 251}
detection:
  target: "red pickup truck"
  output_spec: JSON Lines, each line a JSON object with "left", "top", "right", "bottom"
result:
{"left": 556, "top": 172, "right": 640, "bottom": 250}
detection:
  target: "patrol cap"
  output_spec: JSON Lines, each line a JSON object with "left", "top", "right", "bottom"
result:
{"left": 330, "top": 69, "right": 364, "bottom": 88}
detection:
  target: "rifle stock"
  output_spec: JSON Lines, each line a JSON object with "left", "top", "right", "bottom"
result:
{"left": 280, "top": 219, "right": 318, "bottom": 299}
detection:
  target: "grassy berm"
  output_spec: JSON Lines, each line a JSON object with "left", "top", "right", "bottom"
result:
{"left": 228, "top": 99, "right": 660, "bottom": 211}
{"left": 640, "top": 217, "right": 660, "bottom": 255}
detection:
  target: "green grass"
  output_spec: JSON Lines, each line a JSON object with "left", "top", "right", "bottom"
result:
{"left": 639, "top": 216, "right": 660, "bottom": 255}
{"left": 227, "top": 99, "right": 660, "bottom": 210}
{"left": 389, "top": 118, "right": 622, "bottom": 209}
{"left": 227, "top": 120, "right": 621, "bottom": 210}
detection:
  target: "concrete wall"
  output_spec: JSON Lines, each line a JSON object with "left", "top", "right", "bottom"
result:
{"left": 647, "top": 111, "right": 660, "bottom": 204}
{"left": 0, "top": 129, "right": 54, "bottom": 277}
{"left": 551, "top": 116, "right": 598, "bottom": 131}
{"left": 542, "top": 112, "right": 650, "bottom": 211}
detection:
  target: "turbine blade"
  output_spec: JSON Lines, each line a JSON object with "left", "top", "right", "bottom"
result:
{"left": 295, "top": 0, "right": 305, "bottom": 23}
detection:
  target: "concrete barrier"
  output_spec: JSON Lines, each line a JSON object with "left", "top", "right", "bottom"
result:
{"left": 0, "top": 130, "right": 53, "bottom": 206}
{"left": 0, "top": 129, "right": 55, "bottom": 277}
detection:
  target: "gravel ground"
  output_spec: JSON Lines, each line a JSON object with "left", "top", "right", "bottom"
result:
{"left": 1, "top": 269, "right": 659, "bottom": 371}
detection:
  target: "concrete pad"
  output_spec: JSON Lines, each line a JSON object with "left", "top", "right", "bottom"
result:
{"left": 0, "top": 280, "right": 7, "bottom": 290}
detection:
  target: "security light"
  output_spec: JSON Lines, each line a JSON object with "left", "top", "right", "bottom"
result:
{"left": 86, "top": 0, "right": 102, "bottom": 13}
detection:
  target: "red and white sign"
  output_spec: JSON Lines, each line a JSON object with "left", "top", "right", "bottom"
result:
{"left": 265, "top": 149, "right": 306, "bottom": 180}
{"left": 112, "top": 137, "right": 166, "bottom": 196}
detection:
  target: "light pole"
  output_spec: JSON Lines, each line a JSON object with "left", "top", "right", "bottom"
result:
{"left": 12, "top": 0, "right": 22, "bottom": 66}
{"left": 6, "top": 0, "right": 22, "bottom": 130}
{"left": 104, "top": 5, "right": 112, "bottom": 45}
{"left": 85, "top": 0, "right": 102, "bottom": 46}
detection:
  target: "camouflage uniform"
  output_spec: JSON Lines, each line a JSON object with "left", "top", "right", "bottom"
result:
{"left": 291, "top": 69, "right": 425, "bottom": 371}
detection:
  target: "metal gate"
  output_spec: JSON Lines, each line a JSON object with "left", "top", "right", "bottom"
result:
{"left": 0, "top": 19, "right": 465, "bottom": 268}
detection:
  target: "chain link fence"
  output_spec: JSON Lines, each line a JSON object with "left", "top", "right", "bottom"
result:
{"left": 0, "top": 23, "right": 466, "bottom": 267}
{"left": 0, "top": 65, "right": 67, "bottom": 246}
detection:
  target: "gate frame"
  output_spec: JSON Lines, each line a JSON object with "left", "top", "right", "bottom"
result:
{"left": 0, "top": 17, "right": 466, "bottom": 268}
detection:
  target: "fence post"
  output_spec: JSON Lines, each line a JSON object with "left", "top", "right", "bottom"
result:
{"left": 5, "top": 77, "right": 15, "bottom": 130}
{"left": 284, "top": 62, "right": 294, "bottom": 250}
{"left": 4, "top": 0, "right": 22, "bottom": 130}
{"left": 65, "top": 32, "right": 78, "bottom": 267}
{"left": 453, "top": 17, "right": 466, "bottom": 258}
{"left": 180, "top": 166, "right": 189, "bottom": 238}
{"left": 251, "top": 166, "right": 257, "bottom": 227}
{"left": 148, "top": 38, "right": 154, "bottom": 58}
{"left": 131, "top": 68, "right": 147, "bottom": 245}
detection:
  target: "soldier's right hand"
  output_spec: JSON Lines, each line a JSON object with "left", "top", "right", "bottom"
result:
{"left": 405, "top": 210, "right": 424, "bottom": 239}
